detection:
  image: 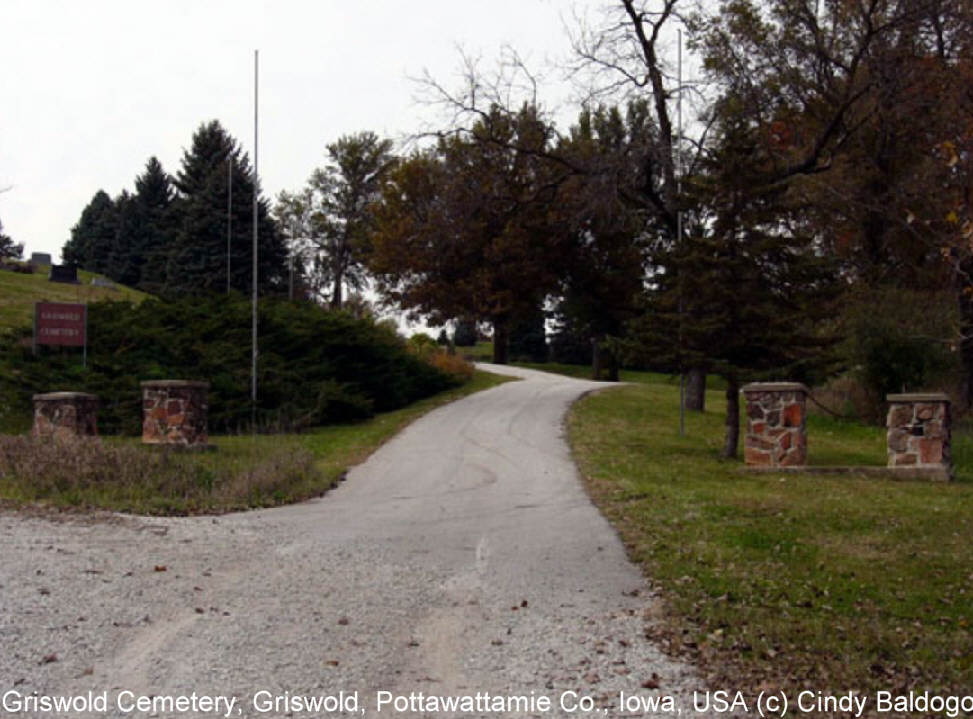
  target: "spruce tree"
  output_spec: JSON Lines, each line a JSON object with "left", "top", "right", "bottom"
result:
{"left": 167, "top": 120, "right": 286, "bottom": 295}
{"left": 62, "top": 190, "right": 118, "bottom": 273}
{"left": 132, "top": 156, "right": 175, "bottom": 293}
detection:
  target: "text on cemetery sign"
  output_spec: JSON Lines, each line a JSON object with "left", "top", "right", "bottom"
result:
{"left": 35, "top": 302, "right": 87, "bottom": 347}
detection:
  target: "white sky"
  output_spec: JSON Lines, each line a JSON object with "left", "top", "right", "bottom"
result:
{"left": 0, "top": 0, "right": 590, "bottom": 263}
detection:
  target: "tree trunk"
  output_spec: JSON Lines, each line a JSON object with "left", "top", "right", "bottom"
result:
{"left": 958, "top": 272, "right": 973, "bottom": 412}
{"left": 330, "top": 274, "right": 343, "bottom": 310}
{"left": 722, "top": 375, "right": 740, "bottom": 458}
{"left": 591, "top": 339, "right": 602, "bottom": 380}
{"left": 686, "top": 367, "right": 706, "bottom": 411}
{"left": 606, "top": 347, "right": 620, "bottom": 382}
{"left": 492, "top": 319, "right": 509, "bottom": 364}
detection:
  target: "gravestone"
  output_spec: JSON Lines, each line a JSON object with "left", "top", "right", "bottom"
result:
{"left": 48, "top": 264, "right": 79, "bottom": 284}
{"left": 30, "top": 252, "right": 52, "bottom": 268}
{"left": 90, "top": 276, "right": 118, "bottom": 290}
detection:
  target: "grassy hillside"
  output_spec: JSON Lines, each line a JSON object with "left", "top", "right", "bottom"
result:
{"left": 0, "top": 266, "right": 147, "bottom": 332}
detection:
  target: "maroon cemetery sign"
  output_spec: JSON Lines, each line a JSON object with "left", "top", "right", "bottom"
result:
{"left": 34, "top": 302, "right": 88, "bottom": 366}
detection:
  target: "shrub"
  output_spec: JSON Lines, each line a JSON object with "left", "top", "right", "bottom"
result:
{"left": 425, "top": 352, "right": 474, "bottom": 384}
{"left": 0, "top": 295, "right": 460, "bottom": 434}
{"left": 842, "top": 286, "right": 959, "bottom": 422}
{"left": 453, "top": 319, "right": 478, "bottom": 347}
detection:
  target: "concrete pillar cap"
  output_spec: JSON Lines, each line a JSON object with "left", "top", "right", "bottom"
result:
{"left": 140, "top": 380, "right": 210, "bottom": 389}
{"left": 886, "top": 393, "right": 950, "bottom": 403}
{"left": 742, "top": 382, "right": 809, "bottom": 393}
{"left": 33, "top": 391, "right": 99, "bottom": 401}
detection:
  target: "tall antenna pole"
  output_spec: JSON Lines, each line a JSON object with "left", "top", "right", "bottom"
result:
{"left": 227, "top": 156, "right": 232, "bottom": 294}
{"left": 677, "top": 28, "right": 685, "bottom": 437}
{"left": 252, "top": 49, "right": 259, "bottom": 431}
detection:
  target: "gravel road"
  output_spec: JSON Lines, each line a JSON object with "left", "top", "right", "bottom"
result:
{"left": 1, "top": 364, "right": 714, "bottom": 718}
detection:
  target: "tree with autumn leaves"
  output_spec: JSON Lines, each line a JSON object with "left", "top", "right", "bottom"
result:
{"left": 366, "top": 0, "right": 971, "bottom": 455}
{"left": 370, "top": 105, "right": 570, "bottom": 364}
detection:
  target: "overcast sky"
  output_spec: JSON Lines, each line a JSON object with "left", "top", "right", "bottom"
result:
{"left": 1, "top": 0, "right": 592, "bottom": 263}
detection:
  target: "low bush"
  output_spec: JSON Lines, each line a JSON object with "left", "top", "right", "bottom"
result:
{"left": 425, "top": 351, "right": 475, "bottom": 383}
{"left": 0, "top": 295, "right": 461, "bottom": 434}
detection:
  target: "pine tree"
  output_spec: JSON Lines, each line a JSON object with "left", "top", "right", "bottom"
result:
{"left": 551, "top": 103, "right": 651, "bottom": 380}
{"left": 62, "top": 190, "right": 118, "bottom": 273}
{"left": 106, "top": 190, "right": 140, "bottom": 285}
{"left": 0, "top": 217, "right": 23, "bottom": 260}
{"left": 626, "top": 115, "right": 840, "bottom": 457}
{"left": 131, "top": 156, "right": 175, "bottom": 293}
{"left": 167, "top": 120, "right": 286, "bottom": 296}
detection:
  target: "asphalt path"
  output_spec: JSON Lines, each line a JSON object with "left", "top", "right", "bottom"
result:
{"left": 1, "top": 364, "right": 711, "bottom": 718}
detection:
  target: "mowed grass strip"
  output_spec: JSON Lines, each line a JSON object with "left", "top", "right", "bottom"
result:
{"left": 0, "top": 369, "right": 514, "bottom": 515}
{"left": 568, "top": 375, "right": 972, "bottom": 697}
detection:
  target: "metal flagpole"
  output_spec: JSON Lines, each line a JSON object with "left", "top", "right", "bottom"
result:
{"left": 227, "top": 156, "right": 232, "bottom": 294}
{"left": 252, "top": 49, "right": 259, "bottom": 432}
{"left": 677, "top": 28, "right": 685, "bottom": 437}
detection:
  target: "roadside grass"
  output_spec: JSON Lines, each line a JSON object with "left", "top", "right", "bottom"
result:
{"left": 459, "top": 341, "right": 495, "bottom": 362}
{"left": 568, "top": 378, "right": 972, "bottom": 697}
{"left": 0, "top": 266, "right": 147, "bottom": 332}
{"left": 0, "top": 370, "right": 514, "bottom": 515}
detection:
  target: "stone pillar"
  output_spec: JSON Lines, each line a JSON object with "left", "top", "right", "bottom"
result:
{"left": 32, "top": 392, "right": 98, "bottom": 439}
{"left": 886, "top": 393, "right": 951, "bottom": 478}
{"left": 742, "top": 382, "right": 808, "bottom": 467}
{"left": 141, "top": 380, "right": 209, "bottom": 446}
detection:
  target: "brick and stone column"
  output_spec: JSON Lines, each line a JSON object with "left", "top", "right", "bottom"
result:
{"left": 32, "top": 392, "right": 98, "bottom": 439}
{"left": 742, "top": 382, "right": 808, "bottom": 467}
{"left": 886, "top": 393, "right": 951, "bottom": 478}
{"left": 141, "top": 380, "right": 209, "bottom": 446}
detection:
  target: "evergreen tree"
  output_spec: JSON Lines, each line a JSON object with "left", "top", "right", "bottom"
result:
{"left": 508, "top": 304, "right": 548, "bottom": 362}
{"left": 626, "top": 114, "right": 840, "bottom": 457}
{"left": 131, "top": 156, "right": 175, "bottom": 293}
{"left": 106, "top": 190, "right": 140, "bottom": 285}
{"left": 0, "top": 217, "right": 23, "bottom": 260}
{"left": 453, "top": 319, "right": 478, "bottom": 347}
{"left": 552, "top": 103, "right": 651, "bottom": 380}
{"left": 168, "top": 120, "right": 286, "bottom": 296}
{"left": 62, "top": 190, "right": 118, "bottom": 273}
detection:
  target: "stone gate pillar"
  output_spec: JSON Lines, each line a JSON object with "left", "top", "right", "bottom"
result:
{"left": 141, "top": 380, "right": 209, "bottom": 446}
{"left": 886, "top": 393, "right": 951, "bottom": 479}
{"left": 32, "top": 392, "right": 98, "bottom": 439}
{"left": 742, "top": 382, "right": 808, "bottom": 467}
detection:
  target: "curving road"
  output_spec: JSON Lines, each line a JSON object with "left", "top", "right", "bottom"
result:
{"left": 1, "top": 364, "right": 711, "bottom": 718}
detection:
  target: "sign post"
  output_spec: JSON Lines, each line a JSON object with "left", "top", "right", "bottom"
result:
{"left": 34, "top": 302, "right": 88, "bottom": 368}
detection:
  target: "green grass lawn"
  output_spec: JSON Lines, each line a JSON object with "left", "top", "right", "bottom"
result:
{"left": 568, "top": 372, "right": 972, "bottom": 697}
{"left": 0, "top": 370, "right": 514, "bottom": 515}
{"left": 0, "top": 265, "right": 147, "bottom": 333}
